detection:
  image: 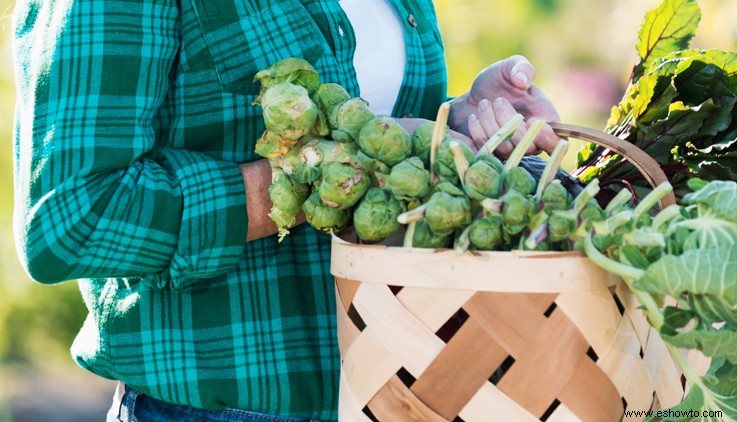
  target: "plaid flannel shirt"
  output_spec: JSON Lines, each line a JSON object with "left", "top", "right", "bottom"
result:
{"left": 12, "top": 0, "right": 447, "bottom": 419}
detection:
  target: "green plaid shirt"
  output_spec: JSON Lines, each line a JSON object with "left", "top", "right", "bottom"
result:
{"left": 12, "top": 0, "right": 447, "bottom": 419}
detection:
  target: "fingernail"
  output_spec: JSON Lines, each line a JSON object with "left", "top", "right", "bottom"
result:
{"left": 469, "top": 113, "right": 478, "bottom": 122}
{"left": 493, "top": 97, "right": 506, "bottom": 108}
{"left": 515, "top": 72, "right": 528, "bottom": 86}
{"left": 478, "top": 99, "right": 491, "bottom": 111}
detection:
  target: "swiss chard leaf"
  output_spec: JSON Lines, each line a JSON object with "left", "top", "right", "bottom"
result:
{"left": 634, "top": 0, "right": 701, "bottom": 81}
{"left": 673, "top": 60, "right": 732, "bottom": 106}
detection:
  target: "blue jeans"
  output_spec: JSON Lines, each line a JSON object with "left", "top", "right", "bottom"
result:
{"left": 108, "top": 383, "right": 320, "bottom": 422}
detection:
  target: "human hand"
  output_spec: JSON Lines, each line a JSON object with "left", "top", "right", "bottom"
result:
{"left": 448, "top": 55, "right": 561, "bottom": 157}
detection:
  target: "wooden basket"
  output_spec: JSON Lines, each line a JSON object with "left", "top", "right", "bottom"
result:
{"left": 331, "top": 124, "right": 684, "bottom": 422}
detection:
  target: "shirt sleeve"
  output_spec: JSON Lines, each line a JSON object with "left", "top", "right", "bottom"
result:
{"left": 12, "top": 0, "right": 248, "bottom": 289}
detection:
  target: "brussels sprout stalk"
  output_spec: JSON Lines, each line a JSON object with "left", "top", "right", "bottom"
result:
{"left": 604, "top": 188, "right": 634, "bottom": 214}
{"left": 534, "top": 139, "right": 569, "bottom": 201}
{"left": 449, "top": 141, "right": 470, "bottom": 189}
{"left": 481, "top": 198, "right": 503, "bottom": 214}
{"left": 477, "top": 114, "right": 524, "bottom": 157}
{"left": 504, "top": 119, "right": 545, "bottom": 172}
{"left": 633, "top": 182, "right": 673, "bottom": 221}
{"left": 403, "top": 221, "right": 417, "bottom": 248}
{"left": 454, "top": 225, "right": 473, "bottom": 255}
{"left": 651, "top": 205, "right": 682, "bottom": 231}
{"left": 574, "top": 179, "right": 601, "bottom": 215}
{"left": 430, "top": 102, "right": 451, "bottom": 185}
{"left": 398, "top": 205, "right": 427, "bottom": 224}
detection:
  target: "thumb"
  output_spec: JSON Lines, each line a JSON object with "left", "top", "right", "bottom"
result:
{"left": 504, "top": 55, "right": 535, "bottom": 90}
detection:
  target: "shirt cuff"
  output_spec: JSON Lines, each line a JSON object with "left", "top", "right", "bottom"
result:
{"left": 143, "top": 149, "right": 248, "bottom": 290}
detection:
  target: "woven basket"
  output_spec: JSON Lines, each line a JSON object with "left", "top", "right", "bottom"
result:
{"left": 331, "top": 124, "right": 687, "bottom": 422}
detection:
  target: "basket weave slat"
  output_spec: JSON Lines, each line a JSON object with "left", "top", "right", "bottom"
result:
{"left": 342, "top": 329, "right": 399, "bottom": 406}
{"left": 555, "top": 288, "right": 623, "bottom": 355}
{"left": 458, "top": 384, "right": 539, "bottom": 421}
{"left": 545, "top": 404, "right": 580, "bottom": 422}
{"left": 396, "top": 287, "right": 475, "bottom": 332}
{"left": 352, "top": 283, "right": 446, "bottom": 376}
{"left": 335, "top": 281, "right": 361, "bottom": 361}
{"left": 463, "top": 292, "right": 556, "bottom": 355}
{"left": 494, "top": 308, "right": 591, "bottom": 417}
{"left": 410, "top": 318, "right": 510, "bottom": 419}
{"left": 338, "top": 372, "right": 373, "bottom": 422}
{"left": 368, "top": 376, "right": 447, "bottom": 422}
{"left": 557, "top": 357, "right": 624, "bottom": 422}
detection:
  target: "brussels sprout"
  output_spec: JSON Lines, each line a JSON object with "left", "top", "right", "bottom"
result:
{"left": 474, "top": 154, "right": 505, "bottom": 174}
{"left": 312, "top": 109, "right": 331, "bottom": 136}
{"left": 425, "top": 191, "right": 472, "bottom": 236}
{"left": 388, "top": 157, "right": 430, "bottom": 201}
{"left": 270, "top": 142, "right": 303, "bottom": 175}
{"left": 501, "top": 190, "right": 534, "bottom": 235}
{"left": 411, "top": 121, "right": 452, "bottom": 167}
{"left": 503, "top": 167, "right": 537, "bottom": 195}
{"left": 540, "top": 180, "right": 572, "bottom": 211}
{"left": 409, "top": 220, "right": 452, "bottom": 248}
{"left": 268, "top": 169, "right": 310, "bottom": 240}
{"left": 547, "top": 211, "right": 577, "bottom": 243}
{"left": 579, "top": 199, "right": 606, "bottom": 223}
{"left": 469, "top": 216, "right": 504, "bottom": 250}
{"left": 302, "top": 192, "right": 351, "bottom": 234}
{"left": 464, "top": 159, "right": 503, "bottom": 200}
{"left": 357, "top": 117, "right": 412, "bottom": 167}
{"left": 254, "top": 130, "right": 298, "bottom": 159}
{"left": 312, "top": 83, "right": 351, "bottom": 117}
{"left": 300, "top": 139, "right": 358, "bottom": 168}
{"left": 433, "top": 140, "right": 475, "bottom": 182}
{"left": 434, "top": 181, "right": 466, "bottom": 197}
{"left": 353, "top": 188, "right": 404, "bottom": 243}
{"left": 254, "top": 57, "right": 319, "bottom": 96}
{"left": 318, "top": 163, "right": 370, "bottom": 209}
{"left": 261, "top": 82, "right": 318, "bottom": 141}
{"left": 329, "top": 98, "right": 375, "bottom": 140}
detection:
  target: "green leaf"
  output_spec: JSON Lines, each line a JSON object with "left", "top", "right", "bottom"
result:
{"left": 647, "top": 357, "right": 737, "bottom": 421}
{"left": 662, "top": 306, "right": 695, "bottom": 330}
{"left": 621, "top": 245, "right": 651, "bottom": 269}
{"left": 633, "top": 74, "right": 678, "bottom": 125}
{"left": 673, "top": 60, "right": 731, "bottom": 105}
{"left": 663, "top": 325, "right": 737, "bottom": 362}
{"left": 641, "top": 102, "right": 708, "bottom": 161}
{"left": 683, "top": 180, "right": 737, "bottom": 224}
{"left": 634, "top": 246, "right": 737, "bottom": 306}
{"left": 635, "top": 0, "right": 701, "bottom": 81}
{"left": 651, "top": 49, "right": 737, "bottom": 92}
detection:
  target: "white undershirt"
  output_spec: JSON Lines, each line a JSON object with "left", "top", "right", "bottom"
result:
{"left": 339, "top": 0, "right": 407, "bottom": 116}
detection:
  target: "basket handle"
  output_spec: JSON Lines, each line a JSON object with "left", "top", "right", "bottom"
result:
{"left": 549, "top": 122, "right": 677, "bottom": 209}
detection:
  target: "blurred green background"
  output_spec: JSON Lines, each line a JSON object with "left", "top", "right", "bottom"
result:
{"left": 0, "top": 0, "right": 735, "bottom": 420}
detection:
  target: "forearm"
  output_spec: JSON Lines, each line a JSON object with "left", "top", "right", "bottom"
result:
{"left": 239, "top": 159, "right": 304, "bottom": 242}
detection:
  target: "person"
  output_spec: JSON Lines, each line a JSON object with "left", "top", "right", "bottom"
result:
{"left": 12, "top": 0, "right": 560, "bottom": 421}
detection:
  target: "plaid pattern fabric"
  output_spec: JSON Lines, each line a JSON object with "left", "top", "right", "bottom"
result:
{"left": 12, "top": 0, "right": 447, "bottom": 419}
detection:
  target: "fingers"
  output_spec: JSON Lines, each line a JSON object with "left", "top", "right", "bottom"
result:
{"left": 477, "top": 99, "right": 500, "bottom": 137}
{"left": 530, "top": 118, "right": 560, "bottom": 156}
{"left": 466, "top": 97, "right": 561, "bottom": 159}
{"left": 503, "top": 55, "right": 536, "bottom": 90}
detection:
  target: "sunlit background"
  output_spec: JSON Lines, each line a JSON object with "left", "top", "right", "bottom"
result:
{"left": 0, "top": 0, "right": 735, "bottom": 420}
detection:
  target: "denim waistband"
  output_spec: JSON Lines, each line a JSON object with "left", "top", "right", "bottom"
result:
{"left": 109, "top": 383, "right": 321, "bottom": 422}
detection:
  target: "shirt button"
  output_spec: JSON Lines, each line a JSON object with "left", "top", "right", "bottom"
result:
{"left": 338, "top": 25, "right": 345, "bottom": 37}
{"left": 407, "top": 14, "right": 417, "bottom": 27}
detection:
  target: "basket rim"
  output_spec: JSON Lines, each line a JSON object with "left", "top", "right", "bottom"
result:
{"left": 330, "top": 233, "right": 622, "bottom": 293}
